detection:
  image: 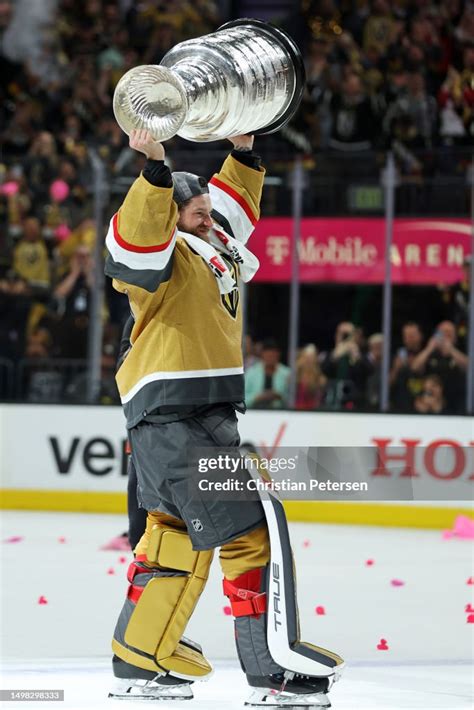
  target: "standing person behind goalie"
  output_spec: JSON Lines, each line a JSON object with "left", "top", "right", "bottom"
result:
{"left": 105, "top": 129, "right": 344, "bottom": 707}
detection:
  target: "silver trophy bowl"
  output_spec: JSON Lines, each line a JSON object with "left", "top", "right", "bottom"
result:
{"left": 113, "top": 18, "right": 305, "bottom": 142}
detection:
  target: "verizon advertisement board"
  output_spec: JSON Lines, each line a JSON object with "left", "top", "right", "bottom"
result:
{"left": 251, "top": 218, "right": 471, "bottom": 284}
{"left": 0, "top": 405, "right": 472, "bottom": 505}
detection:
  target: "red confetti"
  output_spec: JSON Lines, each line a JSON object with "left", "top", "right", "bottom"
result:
{"left": 58, "top": 537, "right": 66, "bottom": 543}
{"left": 390, "top": 579, "right": 405, "bottom": 587}
{"left": 315, "top": 606, "right": 326, "bottom": 615}
{"left": 465, "top": 604, "right": 474, "bottom": 612}
{"left": 467, "top": 577, "right": 474, "bottom": 585}
{"left": 3, "top": 536, "right": 24, "bottom": 543}
{"left": 302, "top": 540, "right": 311, "bottom": 548}
{"left": 223, "top": 606, "right": 232, "bottom": 616}
{"left": 107, "top": 568, "right": 115, "bottom": 575}
{"left": 377, "top": 639, "right": 389, "bottom": 650}
{"left": 118, "top": 556, "right": 127, "bottom": 564}
{"left": 38, "top": 596, "right": 48, "bottom": 605}
{"left": 365, "top": 559, "right": 374, "bottom": 566}
{"left": 467, "top": 614, "right": 474, "bottom": 624}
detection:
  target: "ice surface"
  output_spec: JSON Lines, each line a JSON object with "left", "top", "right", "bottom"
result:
{"left": 1, "top": 510, "right": 473, "bottom": 709}
{"left": 1, "top": 659, "right": 472, "bottom": 710}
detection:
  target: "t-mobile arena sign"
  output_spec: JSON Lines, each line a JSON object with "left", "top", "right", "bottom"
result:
{"left": 251, "top": 218, "right": 471, "bottom": 284}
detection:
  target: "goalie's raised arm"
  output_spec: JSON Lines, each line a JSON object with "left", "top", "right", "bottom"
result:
{"left": 129, "top": 129, "right": 165, "bottom": 161}
{"left": 209, "top": 133, "right": 265, "bottom": 244}
{"left": 104, "top": 129, "right": 178, "bottom": 289}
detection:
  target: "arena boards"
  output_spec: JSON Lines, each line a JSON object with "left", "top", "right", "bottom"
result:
{"left": 0, "top": 404, "right": 472, "bottom": 529}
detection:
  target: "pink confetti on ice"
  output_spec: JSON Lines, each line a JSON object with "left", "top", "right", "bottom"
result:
{"left": 467, "top": 577, "right": 474, "bottom": 585}
{"left": 442, "top": 515, "right": 474, "bottom": 540}
{"left": 3, "top": 536, "right": 24, "bottom": 543}
{"left": 58, "top": 537, "right": 66, "bottom": 543}
{"left": 38, "top": 596, "right": 48, "bottom": 605}
{"left": 107, "top": 568, "right": 115, "bottom": 575}
{"left": 365, "top": 559, "right": 374, "bottom": 566}
{"left": 377, "top": 639, "right": 389, "bottom": 650}
{"left": 466, "top": 614, "right": 474, "bottom": 624}
{"left": 390, "top": 579, "right": 405, "bottom": 587}
{"left": 223, "top": 606, "right": 232, "bottom": 616}
{"left": 118, "top": 556, "right": 127, "bottom": 564}
{"left": 315, "top": 606, "right": 326, "bottom": 615}
{"left": 465, "top": 604, "right": 474, "bottom": 613}
{"left": 302, "top": 539, "right": 311, "bottom": 548}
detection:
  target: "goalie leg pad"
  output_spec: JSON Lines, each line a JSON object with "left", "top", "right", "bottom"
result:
{"left": 221, "top": 478, "right": 344, "bottom": 684}
{"left": 113, "top": 517, "right": 213, "bottom": 680}
{"left": 223, "top": 566, "right": 284, "bottom": 677}
{"left": 251, "top": 480, "right": 345, "bottom": 680}
{"left": 220, "top": 525, "right": 283, "bottom": 676}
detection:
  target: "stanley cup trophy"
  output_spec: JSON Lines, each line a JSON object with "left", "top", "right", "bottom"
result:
{"left": 113, "top": 18, "right": 305, "bottom": 142}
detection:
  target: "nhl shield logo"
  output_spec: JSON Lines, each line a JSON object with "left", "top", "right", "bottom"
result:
{"left": 191, "top": 519, "right": 204, "bottom": 532}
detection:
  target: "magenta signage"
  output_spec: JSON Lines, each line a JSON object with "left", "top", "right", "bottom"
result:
{"left": 251, "top": 218, "right": 471, "bottom": 284}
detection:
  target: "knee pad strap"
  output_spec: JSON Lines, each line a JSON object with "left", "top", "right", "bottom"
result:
{"left": 223, "top": 573, "right": 267, "bottom": 618}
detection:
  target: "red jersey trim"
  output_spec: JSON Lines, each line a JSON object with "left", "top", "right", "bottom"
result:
{"left": 113, "top": 213, "right": 175, "bottom": 254}
{"left": 209, "top": 177, "right": 257, "bottom": 225}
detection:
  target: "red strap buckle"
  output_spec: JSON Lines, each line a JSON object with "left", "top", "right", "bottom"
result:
{"left": 228, "top": 593, "right": 267, "bottom": 618}
{"left": 223, "top": 579, "right": 267, "bottom": 617}
{"left": 127, "top": 584, "right": 143, "bottom": 604}
{"left": 127, "top": 558, "right": 148, "bottom": 583}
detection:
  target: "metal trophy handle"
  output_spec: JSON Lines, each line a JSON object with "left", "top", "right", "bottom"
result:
{"left": 113, "top": 18, "right": 305, "bottom": 142}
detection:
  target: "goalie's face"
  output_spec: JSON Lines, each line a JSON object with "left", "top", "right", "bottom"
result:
{"left": 178, "top": 194, "right": 213, "bottom": 242}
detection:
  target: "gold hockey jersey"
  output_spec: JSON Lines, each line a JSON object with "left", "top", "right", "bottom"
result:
{"left": 105, "top": 154, "right": 264, "bottom": 428}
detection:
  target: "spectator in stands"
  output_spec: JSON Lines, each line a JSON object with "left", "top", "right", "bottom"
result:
{"left": 383, "top": 71, "right": 438, "bottom": 151}
{"left": 13, "top": 217, "right": 50, "bottom": 292}
{"left": 413, "top": 374, "right": 449, "bottom": 415}
{"left": 459, "top": 44, "right": 474, "bottom": 139}
{"left": 438, "top": 66, "right": 468, "bottom": 146}
{"left": 25, "top": 131, "right": 59, "bottom": 208}
{"left": 411, "top": 320, "right": 467, "bottom": 413}
{"left": 22, "top": 326, "right": 64, "bottom": 403}
{"left": 243, "top": 334, "right": 260, "bottom": 371}
{"left": 439, "top": 255, "right": 470, "bottom": 350}
{"left": 245, "top": 338, "right": 290, "bottom": 409}
{"left": 390, "top": 321, "right": 425, "bottom": 412}
{"left": 2, "top": 165, "right": 32, "bottom": 241}
{"left": 362, "top": 0, "right": 394, "bottom": 58}
{"left": 0, "top": 273, "right": 32, "bottom": 360}
{"left": 52, "top": 243, "right": 93, "bottom": 358}
{"left": 295, "top": 344, "right": 326, "bottom": 410}
{"left": 366, "top": 332, "right": 383, "bottom": 409}
{"left": 297, "top": 36, "right": 333, "bottom": 150}
{"left": 40, "top": 179, "right": 73, "bottom": 250}
{"left": 321, "top": 321, "right": 373, "bottom": 410}
{"left": 328, "top": 72, "right": 379, "bottom": 151}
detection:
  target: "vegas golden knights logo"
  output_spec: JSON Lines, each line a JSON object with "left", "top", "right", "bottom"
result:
{"left": 220, "top": 254, "right": 239, "bottom": 318}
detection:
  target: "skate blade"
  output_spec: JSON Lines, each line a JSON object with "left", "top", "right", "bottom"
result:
{"left": 108, "top": 679, "right": 193, "bottom": 701}
{"left": 245, "top": 688, "right": 331, "bottom": 708}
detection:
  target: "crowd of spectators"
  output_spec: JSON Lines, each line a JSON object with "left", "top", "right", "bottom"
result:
{"left": 245, "top": 314, "right": 468, "bottom": 414}
{"left": 284, "top": 0, "right": 473, "bottom": 172}
{"left": 0, "top": 0, "right": 471, "bottom": 408}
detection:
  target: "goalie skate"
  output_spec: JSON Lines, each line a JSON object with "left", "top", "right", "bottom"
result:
{"left": 108, "top": 675, "right": 193, "bottom": 701}
{"left": 245, "top": 688, "right": 330, "bottom": 708}
{"left": 245, "top": 672, "right": 333, "bottom": 708}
